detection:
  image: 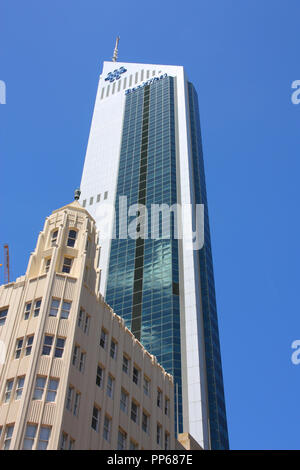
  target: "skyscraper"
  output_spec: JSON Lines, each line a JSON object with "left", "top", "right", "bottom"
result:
{"left": 79, "top": 60, "right": 229, "bottom": 449}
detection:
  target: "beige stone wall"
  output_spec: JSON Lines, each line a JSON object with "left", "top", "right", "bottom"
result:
{"left": 0, "top": 201, "right": 176, "bottom": 450}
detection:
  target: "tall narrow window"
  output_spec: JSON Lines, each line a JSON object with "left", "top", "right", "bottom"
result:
{"left": 33, "top": 377, "right": 46, "bottom": 400}
{"left": 73, "top": 392, "right": 80, "bottom": 417}
{"left": 61, "top": 301, "right": 71, "bottom": 319}
{"left": 45, "top": 258, "right": 51, "bottom": 273}
{"left": 51, "top": 230, "right": 58, "bottom": 246}
{"left": 165, "top": 397, "right": 170, "bottom": 416}
{"left": 60, "top": 432, "right": 68, "bottom": 450}
{"left": 37, "top": 426, "right": 51, "bottom": 450}
{"left": 100, "top": 328, "right": 107, "bottom": 349}
{"left": 25, "top": 335, "right": 34, "bottom": 356}
{"left": 3, "top": 425, "right": 14, "bottom": 450}
{"left": 67, "top": 230, "right": 77, "bottom": 248}
{"left": 15, "top": 376, "right": 25, "bottom": 400}
{"left": 54, "top": 338, "right": 65, "bottom": 358}
{"left": 62, "top": 257, "right": 72, "bottom": 274}
{"left": 131, "top": 401, "right": 139, "bottom": 424}
{"left": 4, "top": 379, "right": 13, "bottom": 403}
{"left": 143, "top": 376, "right": 150, "bottom": 396}
{"left": 66, "top": 386, "right": 74, "bottom": 411}
{"left": 33, "top": 299, "right": 41, "bottom": 317}
{"left": 110, "top": 339, "right": 117, "bottom": 359}
{"left": 120, "top": 389, "right": 128, "bottom": 413}
{"left": 91, "top": 405, "right": 100, "bottom": 432}
{"left": 78, "top": 308, "right": 84, "bottom": 328}
{"left": 165, "top": 432, "right": 170, "bottom": 450}
{"left": 42, "top": 335, "right": 53, "bottom": 355}
{"left": 142, "top": 411, "right": 149, "bottom": 434}
{"left": 24, "top": 302, "right": 31, "bottom": 320}
{"left": 23, "top": 424, "right": 37, "bottom": 450}
{"left": 103, "top": 416, "right": 111, "bottom": 442}
{"left": 0, "top": 307, "right": 8, "bottom": 326}
{"left": 157, "top": 389, "right": 162, "bottom": 408}
{"left": 133, "top": 366, "right": 140, "bottom": 386}
{"left": 15, "top": 338, "right": 23, "bottom": 359}
{"left": 106, "top": 375, "right": 114, "bottom": 399}
{"left": 157, "top": 423, "right": 162, "bottom": 446}
{"left": 84, "top": 314, "right": 90, "bottom": 334}
{"left": 96, "top": 365, "right": 104, "bottom": 388}
{"left": 122, "top": 355, "right": 130, "bottom": 374}
{"left": 46, "top": 379, "right": 59, "bottom": 402}
{"left": 49, "top": 299, "right": 60, "bottom": 317}
{"left": 79, "top": 352, "right": 86, "bottom": 373}
{"left": 72, "top": 345, "right": 79, "bottom": 366}
{"left": 117, "top": 429, "right": 127, "bottom": 450}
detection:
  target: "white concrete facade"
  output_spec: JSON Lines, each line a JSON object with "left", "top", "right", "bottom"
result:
{"left": 79, "top": 61, "right": 210, "bottom": 449}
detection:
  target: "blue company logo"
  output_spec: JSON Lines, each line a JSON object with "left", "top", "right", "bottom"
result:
{"left": 125, "top": 74, "right": 168, "bottom": 95}
{"left": 105, "top": 66, "right": 127, "bottom": 83}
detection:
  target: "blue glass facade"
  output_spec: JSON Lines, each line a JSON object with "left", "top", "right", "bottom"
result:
{"left": 105, "top": 74, "right": 228, "bottom": 448}
{"left": 188, "top": 82, "right": 229, "bottom": 449}
{"left": 106, "top": 76, "right": 183, "bottom": 432}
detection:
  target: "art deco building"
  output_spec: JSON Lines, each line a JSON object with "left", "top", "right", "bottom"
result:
{"left": 79, "top": 59, "right": 229, "bottom": 449}
{"left": 0, "top": 197, "right": 178, "bottom": 450}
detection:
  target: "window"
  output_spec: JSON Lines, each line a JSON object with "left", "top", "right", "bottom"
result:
{"left": 73, "top": 392, "right": 80, "bottom": 417}
{"left": 78, "top": 308, "right": 84, "bottom": 328}
{"left": 69, "top": 438, "right": 75, "bottom": 450}
{"left": 3, "top": 424, "right": 14, "bottom": 450}
{"left": 55, "top": 337, "right": 65, "bottom": 358}
{"left": 82, "top": 199, "right": 86, "bottom": 208}
{"left": 37, "top": 426, "right": 51, "bottom": 450}
{"left": 120, "top": 389, "right": 128, "bottom": 413}
{"left": 157, "top": 423, "right": 162, "bottom": 446}
{"left": 103, "top": 415, "right": 111, "bottom": 442}
{"left": 84, "top": 314, "right": 90, "bottom": 334}
{"left": 49, "top": 299, "right": 60, "bottom": 317}
{"left": 133, "top": 366, "right": 140, "bottom": 386}
{"left": 157, "top": 389, "right": 162, "bottom": 408}
{"left": 45, "top": 258, "right": 51, "bottom": 273}
{"left": 129, "top": 440, "right": 138, "bottom": 450}
{"left": 104, "top": 191, "right": 108, "bottom": 200}
{"left": 25, "top": 335, "right": 34, "bottom": 355}
{"left": 60, "top": 432, "right": 68, "bottom": 450}
{"left": 143, "top": 376, "right": 150, "bottom": 396}
{"left": 97, "top": 194, "right": 101, "bottom": 203}
{"left": 67, "top": 230, "right": 77, "bottom": 248}
{"left": 117, "top": 429, "right": 127, "bottom": 450}
{"left": 142, "top": 411, "right": 149, "bottom": 434}
{"left": 131, "top": 401, "right": 139, "bottom": 424}
{"left": 33, "top": 299, "right": 41, "bottom": 317}
{"left": 110, "top": 339, "right": 117, "bottom": 359}
{"left": 66, "top": 386, "right": 74, "bottom": 411}
{"left": 106, "top": 375, "right": 114, "bottom": 398}
{"left": 96, "top": 364, "right": 104, "bottom": 388}
{"left": 61, "top": 301, "right": 71, "bottom": 319}
{"left": 72, "top": 345, "right": 79, "bottom": 366}
{"left": 33, "top": 377, "right": 46, "bottom": 400}
{"left": 165, "top": 397, "right": 170, "bottom": 416}
{"left": 122, "top": 354, "right": 130, "bottom": 374}
{"left": 79, "top": 351, "right": 86, "bottom": 373}
{"left": 165, "top": 432, "right": 170, "bottom": 450}
{"left": 91, "top": 405, "right": 100, "bottom": 432}
{"left": 100, "top": 328, "right": 107, "bottom": 349}
{"left": 15, "top": 376, "right": 25, "bottom": 400}
{"left": 89, "top": 197, "right": 93, "bottom": 206}
{"left": 51, "top": 230, "right": 58, "bottom": 246}
{"left": 4, "top": 379, "right": 13, "bottom": 403}
{"left": 62, "top": 257, "right": 72, "bottom": 274}
{"left": 24, "top": 302, "right": 31, "bottom": 320}
{"left": 42, "top": 335, "right": 53, "bottom": 355}
{"left": 0, "top": 307, "right": 8, "bottom": 326}
{"left": 23, "top": 424, "right": 37, "bottom": 450}
{"left": 46, "top": 378, "right": 59, "bottom": 402}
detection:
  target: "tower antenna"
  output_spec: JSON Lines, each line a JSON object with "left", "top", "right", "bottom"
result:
{"left": 112, "top": 36, "right": 120, "bottom": 62}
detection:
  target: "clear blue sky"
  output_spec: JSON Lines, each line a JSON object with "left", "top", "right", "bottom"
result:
{"left": 1, "top": 0, "right": 300, "bottom": 450}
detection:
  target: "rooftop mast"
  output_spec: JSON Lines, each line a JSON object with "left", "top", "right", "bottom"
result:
{"left": 112, "top": 36, "right": 120, "bottom": 62}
